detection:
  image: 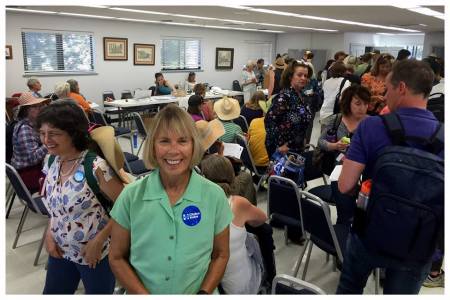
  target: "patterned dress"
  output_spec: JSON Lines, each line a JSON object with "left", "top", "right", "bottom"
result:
{"left": 264, "top": 87, "right": 313, "bottom": 157}
{"left": 42, "top": 151, "right": 115, "bottom": 265}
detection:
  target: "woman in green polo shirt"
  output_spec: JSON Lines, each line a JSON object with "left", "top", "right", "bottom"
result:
{"left": 109, "top": 104, "right": 233, "bottom": 294}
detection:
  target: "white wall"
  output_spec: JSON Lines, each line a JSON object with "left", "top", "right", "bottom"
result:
{"left": 6, "top": 12, "right": 276, "bottom": 105}
{"left": 423, "top": 31, "right": 444, "bottom": 57}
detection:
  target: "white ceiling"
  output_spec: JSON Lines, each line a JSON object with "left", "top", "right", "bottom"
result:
{"left": 6, "top": 5, "right": 445, "bottom": 33}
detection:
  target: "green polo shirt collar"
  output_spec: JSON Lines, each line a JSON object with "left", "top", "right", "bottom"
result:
{"left": 142, "top": 169, "right": 202, "bottom": 204}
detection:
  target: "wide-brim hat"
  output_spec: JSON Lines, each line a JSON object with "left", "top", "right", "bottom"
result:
{"left": 17, "top": 92, "right": 50, "bottom": 114}
{"left": 89, "top": 126, "right": 132, "bottom": 184}
{"left": 213, "top": 97, "right": 240, "bottom": 121}
{"left": 195, "top": 119, "right": 225, "bottom": 151}
{"left": 274, "top": 57, "right": 286, "bottom": 69}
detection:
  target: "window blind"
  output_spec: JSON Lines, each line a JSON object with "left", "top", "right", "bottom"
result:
{"left": 161, "top": 38, "right": 201, "bottom": 70}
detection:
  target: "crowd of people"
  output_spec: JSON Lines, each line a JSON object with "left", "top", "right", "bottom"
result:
{"left": 6, "top": 48, "right": 445, "bottom": 294}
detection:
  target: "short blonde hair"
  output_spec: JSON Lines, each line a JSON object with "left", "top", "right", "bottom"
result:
{"left": 142, "top": 104, "right": 203, "bottom": 169}
{"left": 54, "top": 82, "right": 71, "bottom": 98}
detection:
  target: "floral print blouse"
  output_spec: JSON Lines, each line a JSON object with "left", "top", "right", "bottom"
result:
{"left": 264, "top": 87, "right": 313, "bottom": 157}
{"left": 42, "top": 151, "right": 114, "bottom": 265}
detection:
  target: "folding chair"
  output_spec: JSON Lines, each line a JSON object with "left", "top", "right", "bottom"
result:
{"left": 267, "top": 175, "right": 304, "bottom": 246}
{"left": 293, "top": 190, "right": 349, "bottom": 279}
{"left": 90, "top": 109, "right": 133, "bottom": 151}
{"left": 272, "top": 274, "right": 326, "bottom": 294}
{"left": 236, "top": 134, "right": 269, "bottom": 192}
{"left": 302, "top": 144, "right": 335, "bottom": 205}
{"left": 131, "top": 112, "right": 149, "bottom": 156}
{"left": 102, "top": 90, "right": 121, "bottom": 125}
{"left": 148, "top": 86, "right": 156, "bottom": 96}
{"left": 233, "top": 115, "right": 249, "bottom": 133}
{"left": 6, "top": 163, "right": 49, "bottom": 266}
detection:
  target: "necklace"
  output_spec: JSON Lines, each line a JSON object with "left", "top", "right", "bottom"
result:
{"left": 59, "top": 158, "right": 81, "bottom": 177}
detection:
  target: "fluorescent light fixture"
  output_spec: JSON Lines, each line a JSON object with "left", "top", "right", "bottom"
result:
{"left": 393, "top": 5, "right": 444, "bottom": 20}
{"left": 58, "top": 12, "right": 115, "bottom": 19}
{"left": 6, "top": 8, "right": 57, "bottom": 14}
{"left": 109, "top": 7, "right": 170, "bottom": 16}
{"left": 116, "top": 18, "right": 160, "bottom": 23}
{"left": 377, "top": 32, "right": 425, "bottom": 36}
{"left": 419, "top": 24, "right": 428, "bottom": 27}
{"left": 173, "top": 14, "right": 218, "bottom": 21}
{"left": 221, "top": 5, "right": 420, "bottom": 33}
{"left": 80, "top": 5, "right": 109, "bottom": 9}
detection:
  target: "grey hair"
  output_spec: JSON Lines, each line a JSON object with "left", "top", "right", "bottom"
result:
{"left": 246, "top": 60, "right": 256, "bottom": 68}
{"left": 54, "top": 82, "right": 71, "bottom": 98}
{"left": 66, "top": 79, "right": 78, "bottom": 93}
{"left": 27, "top": 78, "right": 40, "bottom": 89}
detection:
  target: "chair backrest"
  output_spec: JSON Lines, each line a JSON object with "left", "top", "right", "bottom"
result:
{"left": 427, "top": 92, "right": 444, "bottom": 122}
{"left": 232, "top": 80, "right": 242, "bottom": 92}
{"left": 5, "top": 163, "right": 48, "bottom": 216}
{"left": 6, "top": 121, "right": 16, "bottom": 164}
{"left": 236, "top": 134, "right": 261, "bottom": 176}
{"left": 148, "top": 86, "right": 156, "bottom": 96}
{"left": 11, "top": 92, "right": 22, "bottom": 98}
{"left": 267, "top": 175, "right": 304, "bottom": 235}
{"left": 131, "top": 112, "right": 148, "bottom": 138}
{"left": 299, "top": 190, "right": 343, "bottom": 262}
{"left": 121, "top": 90, "right": 133, "bottom": 99}
{"left": 302, "top": 144, "right": 327, "bottom": 184}
{"left": 233, "top": 115, "right": 249, "bottom": 133}
{"left": 90, "top": 109, "right": 108, "bottom": 126}
{"left": 272, "top": 274, "right": 326, "bottom": 294}
{"left": 102, "top": 91, "right": 115, "bottom": 101}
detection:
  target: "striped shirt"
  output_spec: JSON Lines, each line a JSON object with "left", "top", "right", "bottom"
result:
{"left": 218, "top": 120, "right": 243, "bottom": 143}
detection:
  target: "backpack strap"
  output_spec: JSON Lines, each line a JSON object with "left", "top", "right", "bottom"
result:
{"left": 429, "top": 123, "right": 444, "bottom": 155}
{"left": 83, "top": 151, "right": 100, "bottom": 195}
{"left": 332, "top": 113, "right": 342, "bottom": 131}
{"left": 381, "top": 113, "right": 406, "bottom": 146}
{"left": 48, "top": 155, "right": 56, "bottom": 168}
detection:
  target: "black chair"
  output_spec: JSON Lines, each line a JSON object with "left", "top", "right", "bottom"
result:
{"left": 121, "top": 90, "right": 133, "bottom": 99}
{"left": 302, "top": 144, "right": 335, "bottom": 205}
{"left": 236, "top": 134, "right": 269, "bottom": 192}
{"left": 272, "top": 274, "right": 326, "bottom": 294}
{"left": 267, "top": 176, "right": 304, "bottom": 246}
{"left": 102, "top": 90, "right": 121, "bottom": 124}
{"left": 427, "top": 92, "right": 444, "bottom": 122}
{"left": 293, "top": 190, "right": 349, "bottom": 279}
{"left": 131, "top": 112, "right": 149, "bottom": 156}
{"left": 6, "top": 163, "right": 49, "bottom": 266}
{"left": 233, "top": 115, "right": 249, "bottom": 133}
{"left": 148, "top": 86, "right": 156, "bottom": 96}
{"left": 232, "top": 80, "right": 242, "bottom": 92}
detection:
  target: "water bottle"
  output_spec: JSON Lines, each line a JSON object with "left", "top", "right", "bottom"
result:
{"left": 356, "top": 180, "right": 372, "bottom": 211}
{"left": 132, "top": 130, "right": 138, "bottom": 149}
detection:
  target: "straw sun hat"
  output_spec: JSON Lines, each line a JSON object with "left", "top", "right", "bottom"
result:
{"left": 213, "top": 97, "right": 240, "bottom": 121}
{"left": 89, "top": 126, "right": 132, "bottom": 184}
{"left": 195, "top": 119, "right": 225, "bottom": 151}
{"left": 17, "top": 92, "right": 50, "bottom": 114}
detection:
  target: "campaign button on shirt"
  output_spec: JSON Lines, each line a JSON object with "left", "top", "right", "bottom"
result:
{"left": 182, "top": 205, "right": 202, "bottom": 226}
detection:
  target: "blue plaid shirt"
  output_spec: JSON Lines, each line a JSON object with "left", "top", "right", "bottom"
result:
{"left": 11, "top": 118, "right": 47, "bottom": 170}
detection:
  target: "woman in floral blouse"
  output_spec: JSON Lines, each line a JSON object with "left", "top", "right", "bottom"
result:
{"left": 265, "top": 61, "right": 313, "bottom": 157}
{"left": 361, "top": 53, "right": 394, "bottom": 115}
{"left": 36, "top": 100, "right": 124, "bottom": 294}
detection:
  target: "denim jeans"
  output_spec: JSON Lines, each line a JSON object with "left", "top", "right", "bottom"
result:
{"left": 336, "top": 233, "right": 432, "bottom": 294}
{"left": 43, "top": 255, "right": 115, "bottom": 294}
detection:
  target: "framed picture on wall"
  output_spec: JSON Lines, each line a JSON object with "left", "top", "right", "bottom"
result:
{"left": 134, "top": 44, "right": 155, "bottom": 65}
{"left": 6, "top": 45, "right": 12, "bottom": 59}
{"left": 215, "top": 47, "right": 234, "bottom": 70}
{"left": 104, "top": 37, "right": 128, "bottom": 60}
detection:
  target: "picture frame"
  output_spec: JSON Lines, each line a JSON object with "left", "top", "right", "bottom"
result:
{"left": 6, "top": 45, "right": 12, "bottom": 59}
{"left": 215, "top": 47, "right": 234, "bottom": 70}
{"left": 103, "top": 37, "right": 128, "bottom": 61}
{"left": 134, "top": 43, "right": 155, "bottom": 65}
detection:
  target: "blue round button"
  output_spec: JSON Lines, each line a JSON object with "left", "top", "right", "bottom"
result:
{"left": 182, "top": 205, "right": 202, "bottom": 226}
{"left": 73, "top": 170, "right": 85, "bottom": 183}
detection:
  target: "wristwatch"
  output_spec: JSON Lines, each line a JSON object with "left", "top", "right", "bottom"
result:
{"left": 197, "top": 290, "right": 208, "bottom": 294}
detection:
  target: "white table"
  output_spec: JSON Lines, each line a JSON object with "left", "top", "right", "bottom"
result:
{"left": 104, "top": 96, "right": 179, "bottom": 109}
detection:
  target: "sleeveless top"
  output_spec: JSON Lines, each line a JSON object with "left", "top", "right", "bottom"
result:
{"left": 221, "top": 196, "right": 262, "bottom": 294}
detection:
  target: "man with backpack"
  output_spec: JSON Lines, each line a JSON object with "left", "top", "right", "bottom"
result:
{"left": 336, "top": 60, "right": 444, "bottom": 294}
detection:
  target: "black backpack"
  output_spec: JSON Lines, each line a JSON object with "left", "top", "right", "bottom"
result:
{"left": 332, "top": 78, "right": 348, "bottom": 114}
{"left": 427, "top": 92, "right": 444, "bottom": 123}
{"left": 359, "top": 113, "right": 444, "bottom": 263}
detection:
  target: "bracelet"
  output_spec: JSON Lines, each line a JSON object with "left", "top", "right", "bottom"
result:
{"left": 197, "top": 290, "right": 208, "bottom": 294}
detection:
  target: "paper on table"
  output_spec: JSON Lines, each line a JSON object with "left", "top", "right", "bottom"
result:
{"left": 223, "top": 142, "right": 243, "bottom": 159}
{"left": 89, "top": 102, "right": 99, "bottom": 109}
{"left": 329, "top": 165, "right": 343, "bottom": 182}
